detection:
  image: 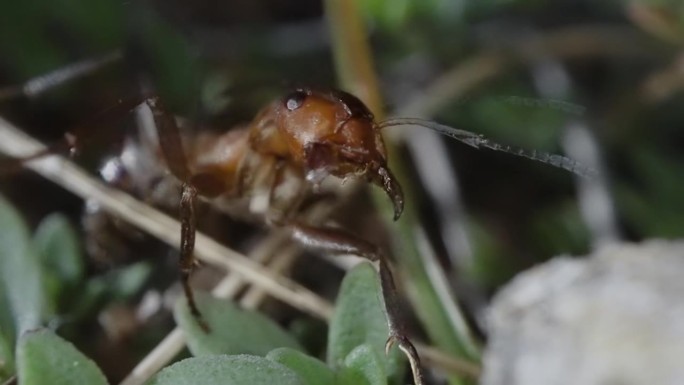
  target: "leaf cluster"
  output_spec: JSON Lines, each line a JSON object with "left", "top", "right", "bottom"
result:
{"left": 0, "top": 194, "right": 404, "bottom": 384}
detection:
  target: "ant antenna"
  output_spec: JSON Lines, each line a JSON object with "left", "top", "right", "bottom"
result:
{"left": 377, "top": 117, "right": 597, "bottom": 178}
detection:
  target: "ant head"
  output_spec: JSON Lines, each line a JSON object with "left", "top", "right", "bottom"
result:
{"left": 275, "top": 87, "right": 404, "bottom": 219}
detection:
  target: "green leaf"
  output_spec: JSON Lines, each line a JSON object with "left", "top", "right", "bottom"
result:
{"left": 327, "top": 263, "right": 402, "bottom": 378}
{"left": 175, "top": 292, "right": 303, "bottom": 357}
{"left": 33, "top": 214, "right": 85, "bottom": 311}
{"left": 0, "top": 283, "right": 15, "bottom": 354}
{"left": 0, "top": 195, "right": 51, "bottom": 333}
{"left": 344, "top": 344, "right": 387, "bottom": 385}
{"left": 16, "top": 329, "right": 108, "bottom": 385}
{"left": 0, "top": 324, "right": 14, "bottom": 382}
{"left": 266, "top": 348, "right": 335, "bottom": 385}
{"left": 335, "top": 366, "right": 371, "bottom": 385}
{"left": 33, "top": 214, "right": 84, "bottom": 286}
{"left": 147, "top": 355, "right": 305, "bottom": 385}
{"left": 109, "top": 262, "right": 153, "bottom": 300}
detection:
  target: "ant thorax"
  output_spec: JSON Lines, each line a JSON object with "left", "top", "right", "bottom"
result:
{"left": 104, "top": 97, "right": 378, "bottom": 227}
{"left": 117, "top": 102, "right": 322, "bottom": 224}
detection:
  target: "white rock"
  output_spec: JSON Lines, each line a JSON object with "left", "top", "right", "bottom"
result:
{"left": 482, "top": 240, "right": 684, "bottom": 385}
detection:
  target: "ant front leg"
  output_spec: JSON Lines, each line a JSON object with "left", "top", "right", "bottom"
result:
{"left": 178, "top": 182, "right": 207, "bottom": 328}
{"left": 146, "top": 97, "right": 209, "bottom": 332}
{"left": 287, "top": 222, "right": 425, "bottom": 385}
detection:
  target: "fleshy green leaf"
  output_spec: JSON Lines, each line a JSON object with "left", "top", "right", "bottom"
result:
{"left": 109, "top": 262, "right": 153, "bottom": 300}
{"left": 327, "top": 262, "right": 402, "bottom": 379}
{"left": 16, "top": 329, "right": 108, "bottom": 385}
{"left": 266, "top": 348, "right": 335, "bottom": 385}
{"left": 0, "top": 195, "right": 51, "bottom": 333}
{"left": 147, "top": 355, "right": 305, "bottom": 385}
{"left": 33, "top": 214, "right": 84, "bottom": 286}
{"left": 33, "top": 214, "right": 85, "bottom": 311}
{"left": 0, "top": 284, "right": 15, "bottom": 355}
{"left": 335, "top": 366, "right": 371, "bottom": 385}
{"left": 175, "top": 292, "right": 303, "bottom": 357}
{"left": 0, "top": 324, "right": 14, "bottom": 382}
{"left": 344, "top": 344, "right": 387, "bottom": 385}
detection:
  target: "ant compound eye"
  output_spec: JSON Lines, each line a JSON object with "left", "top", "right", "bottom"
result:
{"left": 284, "top": 91, "right": 307, "bottom": 111}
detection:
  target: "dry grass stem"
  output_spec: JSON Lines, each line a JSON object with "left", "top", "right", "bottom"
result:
{"left": 0, "top": 116, "right": 334, "bottom": 320}
{"left": 414, "top": 227, "right": 480, "bottom": 357}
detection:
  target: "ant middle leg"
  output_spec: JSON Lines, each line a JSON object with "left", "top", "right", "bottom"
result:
{"left": 287, "top": 221, "right": 425, "bottom": 385}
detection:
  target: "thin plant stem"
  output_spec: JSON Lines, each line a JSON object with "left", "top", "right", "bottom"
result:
{"left": 0, "top": 116, "right": 334, "bottom": 320}
{"left": 323, "top": 0, "right": 383, "bottom": 116}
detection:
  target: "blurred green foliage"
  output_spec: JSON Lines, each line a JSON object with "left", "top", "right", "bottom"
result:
{"left": 0, "top": 0, "right": 683, "bottom": 382}
{"left": 0, "top": 195, "right": 155, "bottom": 382}
{"left": 0, "top": 0, "right": 123, "bottom": 78}
{"left": 17, "top": 329, "right": 108, "bottom": 385}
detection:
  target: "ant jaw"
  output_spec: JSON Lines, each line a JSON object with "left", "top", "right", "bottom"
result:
{"left": 302, "top": 142, "right": 404, "bottom": 219}
{"left": 373, "top": 165, "right": 404, "bottom": 221}
{"left": 305, "top": 163, "right": 404, "bottom": 220}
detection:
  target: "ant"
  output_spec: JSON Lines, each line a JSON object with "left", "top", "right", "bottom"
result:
{"left": 116, "top": 86, "right": 592, "bottom": 385}
{"left": 1, "top": 74, "right": 594, "bottom": 385}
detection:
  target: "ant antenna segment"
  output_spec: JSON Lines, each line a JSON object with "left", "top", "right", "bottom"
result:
{"left": 377, "top": 118, "right": 597, "bottom": 178}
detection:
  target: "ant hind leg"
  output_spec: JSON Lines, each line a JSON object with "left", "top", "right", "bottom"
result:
{"left": 146, "top": 96, "right": 211, "bottom": 332}
{"left": 288, "top": 222, "right": 425, "bottom": 385}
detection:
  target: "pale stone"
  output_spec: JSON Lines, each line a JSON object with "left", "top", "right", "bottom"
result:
{"left": 482, "top": 240, "right": 684, "bottom": 385}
